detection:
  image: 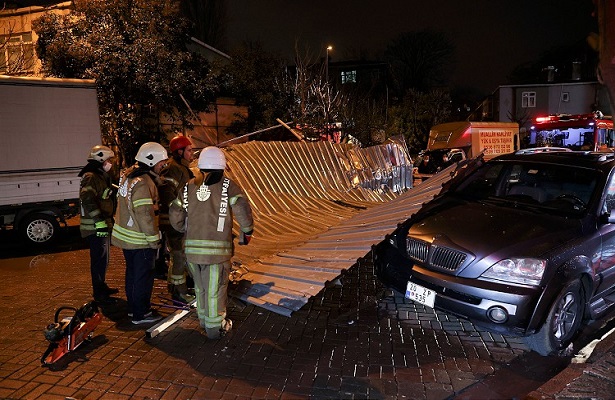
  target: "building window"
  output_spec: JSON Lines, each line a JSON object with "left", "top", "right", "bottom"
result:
{"left": 341, "top": 70, "right": 357, "bottom": 84}
{"left": 0, "top": 32, "right": 35, "bottom": 74}
{"left": 561, "top": 92, "right": 570, "bottom": 102}
{"left": 521, "top": 91, "right": 536, "bottom": 108}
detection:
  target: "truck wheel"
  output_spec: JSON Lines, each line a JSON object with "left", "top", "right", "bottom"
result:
{"left": 524, "top": 281, "right": 584, "bottom": 356}
{"left": 20, "top": 213, "right": 60, "bottom": 246}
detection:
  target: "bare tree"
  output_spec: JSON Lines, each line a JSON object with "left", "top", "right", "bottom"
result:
{"left": 0, "top": 16, "right": 37, "bottom": 75}
{"left": 223, "top": 40, "right": 381, "bottom": 145}
{"left": 287, "top": 42, "right": 349, "bottom": 141}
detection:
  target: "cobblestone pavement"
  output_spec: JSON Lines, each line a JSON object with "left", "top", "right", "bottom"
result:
{"left": 0, "top": 242, "right": 613, "bottom": 399}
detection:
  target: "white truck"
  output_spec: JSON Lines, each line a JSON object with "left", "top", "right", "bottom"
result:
{"left": 0, "top": 75, "right": 102, "bottom": 246}
{"left": 427, "top": 121, "right": 520, "bottom": 160}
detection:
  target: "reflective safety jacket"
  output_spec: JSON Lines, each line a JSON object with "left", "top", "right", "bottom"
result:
{"left": 111, "top": 164, "right": 161, "bottom": 249}
{"left": 158, "top": 156, "right": 193, "bottom": 229}
{"left": 169, "top": 170, "right": 253, "bottom": 264}
{"left": 78, "top": 160, "right": 116, "bottom": 238}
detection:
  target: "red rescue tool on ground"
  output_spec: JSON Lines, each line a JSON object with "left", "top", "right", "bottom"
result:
{"left": 41, "top": 302, "right": 102, "bottom": 366}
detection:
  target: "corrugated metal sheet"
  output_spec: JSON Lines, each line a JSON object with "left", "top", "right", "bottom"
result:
{"left": 222, "top": 140, "right": 454, "bottom": 316}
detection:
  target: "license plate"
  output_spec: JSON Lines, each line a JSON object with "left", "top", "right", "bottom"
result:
{"left": 405, "top": 281, "right": 436, "bottom": 308}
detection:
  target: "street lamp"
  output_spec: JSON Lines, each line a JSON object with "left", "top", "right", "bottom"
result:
{"left": 324, "top": 45, "right": 333, "bottom": 137}
{"left": 325, "top": 45, "right": 332, "bottom": 83}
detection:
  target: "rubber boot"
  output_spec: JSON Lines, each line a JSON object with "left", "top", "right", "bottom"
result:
{"left": 171, "top": 283, "right": 195, "bottom": 304}
{"left": 205, "top": 319, "right": 232, "bottom": 339}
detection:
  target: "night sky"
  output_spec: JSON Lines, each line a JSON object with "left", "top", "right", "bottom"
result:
{"left": 225, "top": 0, "right": 597, "bottom": 95}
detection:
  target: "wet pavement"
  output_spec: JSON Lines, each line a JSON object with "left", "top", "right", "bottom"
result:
{"left": 0, "top": 226, "right": 614, "bottom": 399}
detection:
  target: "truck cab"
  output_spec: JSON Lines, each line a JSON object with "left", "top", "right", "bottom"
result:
{"left": 529, "top": 112, "right": 614, "bottom": 151}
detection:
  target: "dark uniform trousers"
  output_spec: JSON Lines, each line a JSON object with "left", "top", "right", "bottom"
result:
{"left": 123, "top": 248, "right": 156, "bottom": 320}
{"left": 87, "top": 234, "right": 110, "bottom": 300}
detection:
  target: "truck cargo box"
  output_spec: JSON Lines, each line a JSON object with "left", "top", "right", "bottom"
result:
{"left": 427, "top": 121, "right": 520, "bottom": 159}
{"left": 413, "top": 121, "right": 520, "bottom": 185}
{"left": 0, "top": 75, "right": 102, "bottom": 245}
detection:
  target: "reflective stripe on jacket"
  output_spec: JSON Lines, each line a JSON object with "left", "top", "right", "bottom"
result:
{"left": 79, "top": 167, "right": 115, "bottom": 238}
{"left": 111, "top": 165, "right": 161, "bottom": 249}
{"left": 169, "top": 171, "right": 253, "bottom": 264}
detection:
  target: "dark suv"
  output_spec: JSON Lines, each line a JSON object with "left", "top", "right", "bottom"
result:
{"left": 374, "top": 151, "right": 615, "bottom": 355}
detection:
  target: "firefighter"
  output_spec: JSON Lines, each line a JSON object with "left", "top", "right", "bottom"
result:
{"left": 79, "top": 145, "right": 118, "bottom": 305}
{"left": 157, "top": 135, "right": 195, "bottom": 304}
{"left": 169, "top": 146, "right": 254, "bottom": 339}
{"left": 111, "top": 142, "right": 168, "bottom": 325}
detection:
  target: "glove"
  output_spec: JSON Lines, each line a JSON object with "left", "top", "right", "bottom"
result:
{"left": 95, "top": 221, "right": 109, "bottom": 238}
{"left": 149, "top": 240, "right": 162, "bottom": 250}
{"left": 239, "top": 230, "right": 252, "bottom": 245}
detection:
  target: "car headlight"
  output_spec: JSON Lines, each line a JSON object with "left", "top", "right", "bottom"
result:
{"left": 481, "top": 258, "right": 546, "bottom": 286}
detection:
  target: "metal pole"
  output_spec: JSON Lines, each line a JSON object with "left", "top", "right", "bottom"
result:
{"left": 325, "top": 49, "right": 329, "bottom": 83}
{"left": 325, "top": 46, "right": 332, "bottom": 137}
{"left": 216, "top": 122, "right": 294, "bottom": 147}
{"left": 179, "top": 93, "right": 216, "bottom": 146}
{"left": 325, "top": 46, "right": 332, "bottom": 83}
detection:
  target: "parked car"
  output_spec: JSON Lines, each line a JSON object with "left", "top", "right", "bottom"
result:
{"left": 413, "top": 148, "right": 465, "bottom": 184}
{"left": 514, "top": 147, "right": 572, "bottom": 154}
{"left": 374, "top": 150, "right": 615, "bottom": 355}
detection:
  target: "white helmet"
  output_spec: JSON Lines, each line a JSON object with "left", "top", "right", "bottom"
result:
{"left": 198, "top": 146, "right": 226, "bottom": 170}
{"left": 135, "top": 142, "right": 168, "bottom": 167}
{"left": 88, "top": 145, "right": 114, "bottom": 163}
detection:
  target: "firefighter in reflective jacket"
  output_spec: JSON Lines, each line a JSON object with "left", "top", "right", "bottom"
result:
{"left": 169, "top": 146, "right": 254, "bottom": 339}
{"left": 158, "top": 135, "right": 195, "bottom": 303}
{"left": 112, "top": 142, "right": 168, "bottom": 325}
{"left": 79, "top": 145, "right": 118, "bottom": 304}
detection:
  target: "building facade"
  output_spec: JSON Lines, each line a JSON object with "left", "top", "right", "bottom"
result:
{"left": 0, "top": 1, "right": 71, "bottom": 75}
{"left": 491, "top": 81, "right": 611, "bottom": 130}
{"left": 0, "top": 1, "right": 245, "bottom": 147}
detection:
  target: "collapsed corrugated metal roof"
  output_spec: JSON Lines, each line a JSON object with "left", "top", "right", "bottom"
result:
{"left": 223, "top": 139, "right": 454, "bottom": 316}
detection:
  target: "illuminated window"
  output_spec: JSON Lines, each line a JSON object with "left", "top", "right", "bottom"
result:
{"left": 341, "top": 70, "right": 356, "bottom": 84}
{"left": 0, "top": 33, "right": 35, "bottom": 74}
{"left": 522, "top": 92, "right": 536, "bottom": 108}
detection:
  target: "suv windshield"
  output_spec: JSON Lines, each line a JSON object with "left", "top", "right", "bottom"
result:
{"left": 453, "top": 161, "right": 599, "bottom": 215}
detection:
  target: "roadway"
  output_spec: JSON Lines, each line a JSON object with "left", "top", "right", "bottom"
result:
{"left": 1, "top": 226, "right": 614, "bottom": 399}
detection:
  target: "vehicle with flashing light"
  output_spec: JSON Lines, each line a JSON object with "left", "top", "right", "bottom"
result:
{"left": 374, "top": 150, "right": 615, "bottom": 355}
{"left": 529, "top": 111, "right": 614, "bottom": 151}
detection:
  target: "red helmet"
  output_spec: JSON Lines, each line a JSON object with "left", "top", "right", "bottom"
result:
{"left": 169, "top": 136, "right": 192, "bottom": 153}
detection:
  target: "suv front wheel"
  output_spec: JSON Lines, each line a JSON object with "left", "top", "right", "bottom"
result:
{"left": 525, "top": 280, "right": 585, "bottom": 356}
